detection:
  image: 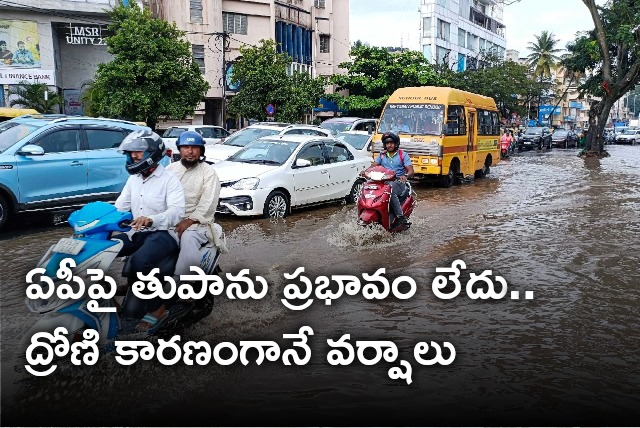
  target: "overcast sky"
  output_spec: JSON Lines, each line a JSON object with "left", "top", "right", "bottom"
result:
{"left": 350, "top": 0, "right": 596, "bottom": 57}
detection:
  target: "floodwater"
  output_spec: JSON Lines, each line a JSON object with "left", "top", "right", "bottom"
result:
{"left": 1, "top": 146, "right": 639, "bottom": 426}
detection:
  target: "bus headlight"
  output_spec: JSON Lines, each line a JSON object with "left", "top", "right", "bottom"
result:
{"left": 430, "top": 158, "right": 438, "bottom": 165}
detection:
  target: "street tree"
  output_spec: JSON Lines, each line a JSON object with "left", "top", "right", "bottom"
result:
{"left": 527, "top": 31, "right": 563, "bottom": 79}
{"left": 227, "top": 39, "right": 326, "bottom": 122}
{"left": 450, "top": 51, "right": 545, "bottom": 122}
{"left": 91, "top": 1, "right": 209, "bottom": 130}
{"left": 328, "top": 44, "right": 445, "bottom": 117}
{"left": 563, "top": 0, "right": 640, "bottom": 155}
{"left": 8, "top": 82, "right": 62, "bottom": 113}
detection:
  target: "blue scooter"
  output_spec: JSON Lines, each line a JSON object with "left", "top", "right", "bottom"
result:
{"left": 24, "top": 201, "right": 224, "bottom": 343}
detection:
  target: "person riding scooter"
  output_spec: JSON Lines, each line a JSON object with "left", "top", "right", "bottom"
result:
{"left": 368, "top": 132, "right": 414, "bottom": 226}
{"left": 114, "top": 129, "right": 185, "bottom": 331}
{"left": 500, "top": 130, "right": 514, "bottom": 158}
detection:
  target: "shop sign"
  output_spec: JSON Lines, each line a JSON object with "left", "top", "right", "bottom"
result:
{"left": 65, "top": 24, "right": 107, "bottom": 45}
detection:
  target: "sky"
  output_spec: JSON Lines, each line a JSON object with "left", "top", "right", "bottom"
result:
{"left": 350, "top": 0, "right": 597, "bottom": 58}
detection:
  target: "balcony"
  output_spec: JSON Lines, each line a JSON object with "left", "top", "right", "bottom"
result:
{"left": 469, "top": 6, "right": 505, "bottom": 37}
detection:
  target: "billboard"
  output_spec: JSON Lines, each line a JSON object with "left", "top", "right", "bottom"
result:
{"left": 0, "top": 20, "right": 41, "bottom": 68}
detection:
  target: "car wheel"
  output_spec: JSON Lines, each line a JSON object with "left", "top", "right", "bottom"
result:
{"left": 346, "top": 179, "right": 365, "bottom": 204}
{"left": 263, "top": 190, "right": 289, "bottom": 218}
{"left": 0, "top": 194, "right": 9, "bottom": 228}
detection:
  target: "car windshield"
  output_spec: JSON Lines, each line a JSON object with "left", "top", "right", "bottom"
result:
{"left": 222, "top": 128, "right": 281, "bottom": 147}
{"left": 525, "top": 128, "right": 543, "bottom": 135}
{"left": 336, "top": 132, "right": 370, "bottom": 150}
{"left": 622, "top": 129, "right": 637, "bottom": 135}
{"left": 163, "top": 128, "right": 187, "bottom": 138}
{"left": 227, "top": 139, "right": 299, "bottom": 165}
{"left": 0, "top": 123, "right": 42, "bottom": 153}
{"left": 378, "top": 103, "right": 445, "bottom": 135}
{"left": 554, "top": 130, "right": 568, "bottom": 136}
{"left": 320, "top": 121, "right": 354, "bottom": 134}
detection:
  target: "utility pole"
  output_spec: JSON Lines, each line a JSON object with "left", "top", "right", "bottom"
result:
{"left": 208, "top": 32, "right": 230, "bottom": 127}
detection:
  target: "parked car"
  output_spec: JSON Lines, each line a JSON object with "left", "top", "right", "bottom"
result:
{"left": 213, "top": 134, "right": 369, "bottom": 218}
{"left": 205, "top": 123, "right": 332, "bottom": 164}
{"left": 163, "top": 125, "right": 230, "bottom": 161}
{"left": 551, "top": 129, "right": 578, "bottom": 148}
{"left": 0, "top": 115, "right": 162, "bottom": 228}
{"left": 615, "top": 128, "right": 640, "bottom": 145}
{"left": 319, "top": 117, "right": 378, "bottom": 135}
{"left": 335, "top": 131, "right": 373, "bottom": 157}
{"left": 518, "top": 126, "right": 552, "bottom": 150}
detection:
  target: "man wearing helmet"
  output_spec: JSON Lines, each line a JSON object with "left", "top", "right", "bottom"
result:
{"left": 115, "top": 129, "right": 185, "bottom": 331}
{"left": 371, "top": 131, "right": 414, "bottom": 225}
{"left": 167, "top": 130, "right": 227, "bottom": 278}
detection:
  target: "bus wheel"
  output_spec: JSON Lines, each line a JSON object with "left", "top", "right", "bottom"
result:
{"left": 439, "top": 169, "right": 454, "bottom": 188}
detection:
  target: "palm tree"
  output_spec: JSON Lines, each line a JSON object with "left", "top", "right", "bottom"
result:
{"left": 527, "top": 31, "right": 562, "bottom": 79}
{"left": 8, "top": 82, "right": 62, "bottom": 113}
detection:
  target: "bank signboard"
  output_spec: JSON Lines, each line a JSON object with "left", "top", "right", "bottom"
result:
{"left": 0, "top": 69, "right": 55, "bottom": 85}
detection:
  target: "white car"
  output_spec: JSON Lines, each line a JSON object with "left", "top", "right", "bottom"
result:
{"left": 205, "top": 123, "right": 333, "bottom": 164}
{"left": 335, "top": 130, "right": 374, "bottom": 157}
{"left": 616, "top": 128, "right": 640, "bottom": 145}
{"left": 213, "top": 135, "right": 369, "bottom": 218}
{"left": 162, "top": 125, "right": 231, "bottom": 161}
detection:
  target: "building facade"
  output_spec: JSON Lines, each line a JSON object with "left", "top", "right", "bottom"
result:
{"left": 0, "top": 0, "right": 349, "bottom": 127}
{"left": 419, "top": 0, "right": 506, "bottom": 71}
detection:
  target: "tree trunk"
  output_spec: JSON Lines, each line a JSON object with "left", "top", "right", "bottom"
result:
{"left": 585, "top": 98, "right": 613, "bottom": 154}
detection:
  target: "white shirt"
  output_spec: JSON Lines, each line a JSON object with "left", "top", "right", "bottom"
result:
{"left": 115, "top": 164, "right": 185, "bottom": 242}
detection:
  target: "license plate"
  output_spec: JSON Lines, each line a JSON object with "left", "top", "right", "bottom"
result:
{"left": 52, "top": 238, "right": 86, "bottom": 255}
{"left": 524, "top": 141, "right": 531, "bottom": 145}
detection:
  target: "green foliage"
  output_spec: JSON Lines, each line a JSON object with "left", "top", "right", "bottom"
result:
{"left": 450, "top": 57, "right": 544, "bottom": 119}
{"left": 527, "top": 31, "right": 562, "bottom": 78}
{"left": 227, "top": 40, "right": 326, "bottom": 122}
{"left": 328, "top": 45, "right": 446, "bottom": 117}
{"left": 8, "top": 82, "right": 62, "bottom": 113}
{"left": 91, "top": 1, "right": 209, "bottom": 129}
{"left": 562, "top": 0, "right": 640, "bottom": 152}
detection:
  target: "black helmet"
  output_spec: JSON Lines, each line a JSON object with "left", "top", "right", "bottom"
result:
{"left": 118, "top": 129, "right": 166, "bottom": 175}
{"left": 381, "top": 131, "right": 400, "bottom": 151}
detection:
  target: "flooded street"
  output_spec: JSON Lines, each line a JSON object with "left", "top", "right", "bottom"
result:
{"left": 2, "top": 146, "right": 639, "bottom": 426}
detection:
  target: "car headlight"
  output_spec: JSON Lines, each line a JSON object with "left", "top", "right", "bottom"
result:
{"left": 232, "top": 177, "right": 260, "bottom": 190}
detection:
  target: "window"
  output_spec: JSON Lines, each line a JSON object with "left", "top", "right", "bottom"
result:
{"left": 314, "top": 0, "right": 325, "bottom": 8}
{"left": 320, "top": 35, "right": 330, "bottom": 53}
{"left": 436, "top": 46, "right": 450, "bottom": 64}
{"left": 478, "top": 38, "right": 486, "bottom": 51}
{"left": 297, "top": 143, "right": 325, "bottom": 166}
{"left": 436, "top": 0, "right": 447, "bottom": 6}
{"left": 477, "top": 109, "right": 500, "bottom": 136}
{"left": 324, "top": 143, "right": 352, "bottom": 163}
{"left": 467, "top": 32, "right": 477, "bottom": 52}
{"left": 437, "top": 19, "right": 450, "bottom": 41}
{"left": 222, "top": 12, "right": 247, "bottom": 35}
{"left": 458, "top": 28, "right": 466, "bottom": 48}
{"left": 445, "top": 105, "right": 466, "bottom": 136}
{"left": 192, "top": 44, "right": 205, "bottom": 74}
{"left": 35, "top": 129, "right": 81, "bottom": 153}
{"left": 190, "top": 0, "right": 203, "bottom": 24}
{"left": 422, "top": 17, "right": 431, "bottom": 37}
{"left": 86, "top": 129, "right": 126, "bottom": 150}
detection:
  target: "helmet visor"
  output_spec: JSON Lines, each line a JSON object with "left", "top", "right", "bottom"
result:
{"left": 118, "top": 133, "right": 151, "bottom": 153}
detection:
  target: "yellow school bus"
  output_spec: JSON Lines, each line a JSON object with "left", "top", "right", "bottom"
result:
{"left": 373, "top": 86, "right": 500, "bottom": 187}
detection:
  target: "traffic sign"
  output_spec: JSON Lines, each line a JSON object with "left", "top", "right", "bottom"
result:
{"left": 266, "top": 103, "right": 275, "bottom": 116}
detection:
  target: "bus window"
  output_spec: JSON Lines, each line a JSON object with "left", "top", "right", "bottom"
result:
{"left": 379, "top": 103, "right": 445, "bottom": 135}
{"left": 445, "top": 105, "right": 466, "bottom": 135}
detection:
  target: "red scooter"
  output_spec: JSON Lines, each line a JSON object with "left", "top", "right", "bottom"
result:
{"left": 500, "top": 140, "right": 511, "bottom": 159}
{"left": 357, "top": 166, "right": 417, "bottom": 233}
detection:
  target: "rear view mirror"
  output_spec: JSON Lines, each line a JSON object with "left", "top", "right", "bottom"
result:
{"left": 295, "top": 158, "right": 312, "bottom": 168}
{"left": 17, "top": 144, "right": 45, "bottom": 156}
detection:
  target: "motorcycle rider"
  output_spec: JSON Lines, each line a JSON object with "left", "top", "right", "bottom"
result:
{"left": 369, "top": 132, "right": 414, "bottom": 226}
{"left": 500, "top": 130, "right": 514, "bottom": 154}
{"left": 167, "top": 131, "right": 228, "bottom": 278}
{"left": 114, "top": 129, "right": 185, "bottom": 331}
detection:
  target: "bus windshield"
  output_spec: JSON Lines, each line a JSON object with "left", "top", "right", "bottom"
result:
{"left": 378, "top": 103, "right": 445, "bottom": 136}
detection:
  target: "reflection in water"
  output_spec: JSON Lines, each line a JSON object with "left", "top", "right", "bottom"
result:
{"left": 1, "top": 146, "right": 640, "bottom": 425}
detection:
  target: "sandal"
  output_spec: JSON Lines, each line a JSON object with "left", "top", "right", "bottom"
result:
{"left": 136, "top": 312, "right": 168, "bottom": 332}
